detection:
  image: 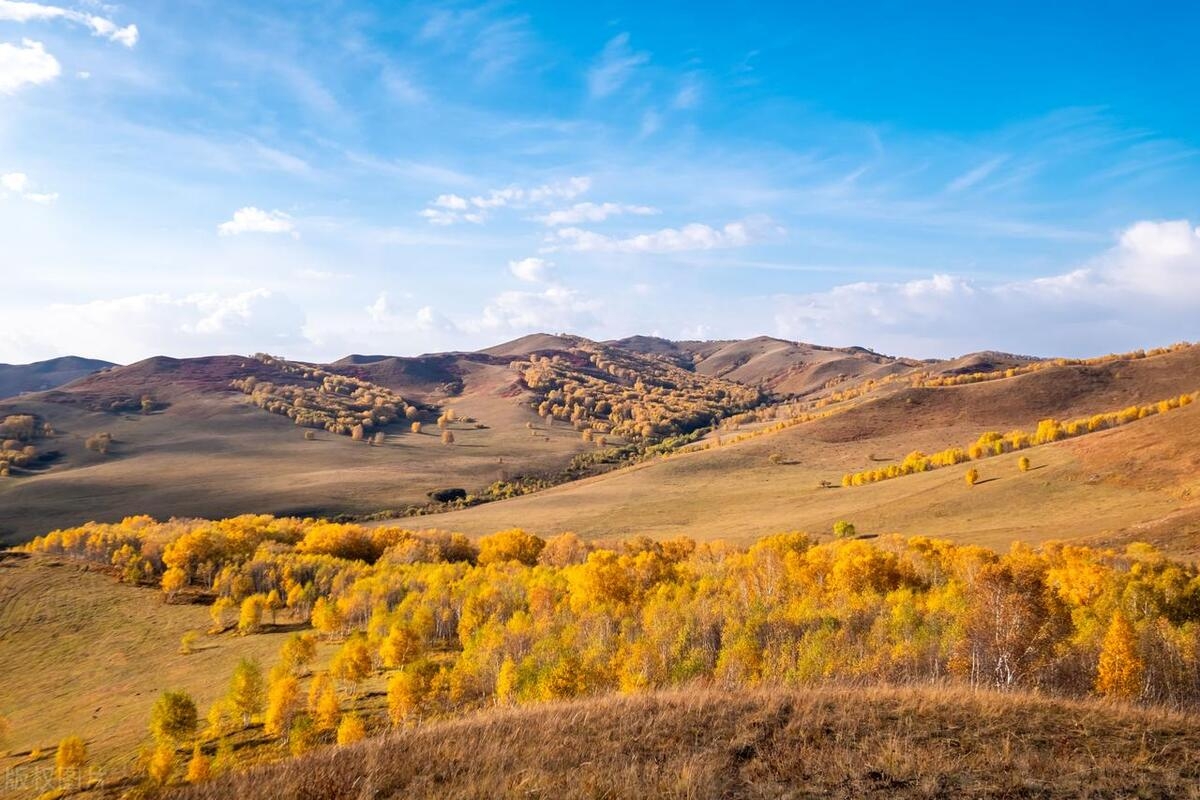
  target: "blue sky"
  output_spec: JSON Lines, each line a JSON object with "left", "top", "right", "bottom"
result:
{"left": 2, "top": 0, "right": 1198, "bottom": 363}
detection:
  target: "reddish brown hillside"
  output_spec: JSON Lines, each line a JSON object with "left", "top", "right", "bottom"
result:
{"left": 810, "top": 344, "right": 1200, "bottom": 443}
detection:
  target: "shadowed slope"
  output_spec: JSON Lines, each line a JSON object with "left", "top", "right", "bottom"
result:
{"left": 0, "top": 356, "right": 116, "bottom": 399}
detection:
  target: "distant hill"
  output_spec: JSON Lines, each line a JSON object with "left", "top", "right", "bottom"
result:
{"left": 1, "top": 335, "right": 1195, "bottom": 545}
{"left": 0, "top": 355, "right": 116, "bottom": 399}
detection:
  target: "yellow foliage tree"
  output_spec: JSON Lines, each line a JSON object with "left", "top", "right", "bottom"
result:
{"left": 147, "top": 742, "right": 176, "bottom": 786}
{"left": 330, "top": 635, "right": 374, "bottom": 693}
{"left": 336, "top": 713, "right": 366, "bottom": 746}
{"left": 965, "top": 468, "right": 979, "bottom": 486}
{"left": 1095, "top": 612, "right": 1144, "bottom": 701}
{"left": 495, "top": 656, "right": 518, "bottom": 705}
{"left": 55, "top": 736, "right": 88, "bottom": 780}
{"left": 387, "top": 668, "right": 425, "bottom": 726}
{"left": 264, "top": 676, "right": 301, "bottom": 738}
{"left": 185, "top": 744, "right": 211, "bottom": 783}
{"left": 309, "top": 673, "right": 340, "bottom": 731}
{"left": 1018, "top": 456, "right": 1031, "bottom": 472}
{"left": 477, "top": 528, "right": 546, "bottom": 566}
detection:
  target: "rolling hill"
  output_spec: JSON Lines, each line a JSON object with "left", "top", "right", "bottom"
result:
{"left": 407, "top": 344, "right": 1200, "bottom": 556}
{"left": 0, "top": 355, "right": 116, "bottom": 399}
{"left": 1, "top": 337, "right": 1196, "bottom": 550}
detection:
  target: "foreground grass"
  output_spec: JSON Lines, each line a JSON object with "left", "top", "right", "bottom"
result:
{"left": 176, "top": 686, "right": 1200, "bottom": 800}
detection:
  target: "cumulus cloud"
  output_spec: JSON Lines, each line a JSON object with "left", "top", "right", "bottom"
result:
{"left": 217, "top": 207, "right": 298, "bottom": 237}
{"left": 0, "top": 289, "right": 307, "bottom": 363}
{"left": 0, "top": 38, "right": 60, "bottom": 93}
{"left": 549, "top": 218, "right": 763, "bottom": 254}
{"left": 0, "top": 170, "right": 58, "bottom": 203}
{"left": 534, "top": 202, "right": 659, "bottom": 227}
{"left": 508, "top": 256, "right": 552, "bottom": 282}
{"left": 771, "top": 219, "right": 1200, "bottom": 357}
{"left": 421, "top": 177, "right": 591, "bottom": 225}
{"left": 472, "top": 284, "right": 600, "bottom": 333}
{"left": 587, "top": 32, "right": 648, "bottom": 98}
{"left": 0, "top": 1, "right": 138, "bottom": 46}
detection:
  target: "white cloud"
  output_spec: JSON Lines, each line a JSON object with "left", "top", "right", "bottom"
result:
{"left": 508, "top": 256, "right": 552, "bottom": 282}
{"left": 0, "top": 170, "right": 57, "bottom": 203}
{"left": 0, "top": 172, "right": 29, "bottom": 192}
{"left": 217, "top": 207, "right": 298, "bottom": 237}
{"left": 535, "top": 201, "right": 659, "bottom": 227}
{"left": 421, "top": 177, "right": 591, "bottom": 225}
{"left": 588, "top": 32, "right": 649, "bottom": 98}
{"left": 434, "top": 193, "right": 468, "bottom": 210}
{"left": 0, "top": 1, "right": 138, "bottom": 46}
{"left": 0, "top": 38, "right": 60, "bottom": 93}
{"left": 473, "top": 284, "right": 600, "bottom": 333}
{"left": 550, "top": 218, "right": 762, "bottom": 254}
{"left": 364, "top": 293, "right": 457, "bottom": 334}
{"left": 771, "top": 219, "right": 1200, "bottom": 357}
{"left": 0, "top": 290, "right": 307, "bottom": 363}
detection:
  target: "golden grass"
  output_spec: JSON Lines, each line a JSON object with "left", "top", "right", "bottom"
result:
{"left": 176, "top": 685, "right": 1200, "bottom": 799}
{"left": 0, "top": 554, "right": 334, "bottom": 784}
{"left": 409, "top": 401, "right": 1200, "bottom": 556}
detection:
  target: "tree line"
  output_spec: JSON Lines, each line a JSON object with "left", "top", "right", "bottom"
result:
{"left": 842, "top": 391, "right": 1197, "bottom": 487}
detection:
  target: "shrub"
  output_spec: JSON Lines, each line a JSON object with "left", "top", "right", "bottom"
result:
{"left": 832, "top": 520, "right": 856, "bottom": 539}
{"left": 1018, "top": 456, "right": 1031, "bottom": 472}
{"left": 965, "top": 468, "right": 979, "bottom": 486}
{"left": 150, "top": 690, "right": 198, "bottom": 744}
{"left": 55, "top": 735, "right": 88, "bottom": 779}
{"left": 85, "top": 432, "right": 113, "bottom": 454}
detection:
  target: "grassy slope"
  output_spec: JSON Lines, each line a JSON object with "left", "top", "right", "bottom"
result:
{"left": 176, "top": 686, "right": 1200, "bottom": 800}
{"left": 414, "top": 360, "right": 1200, "bottom": 556}
{"left": 0, "top": 554, "right": 336, "bottom": 784}
{"left": 0, "top": 383, "right": 588, "bottom": 544}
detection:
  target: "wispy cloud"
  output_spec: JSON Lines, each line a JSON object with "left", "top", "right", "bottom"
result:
{"left": 945, "top": 155, "right": 1008, "bottom": 192}
{"left": 588, "top": 32, "right": 649, "bottom": 98}
{"left": 421, "top": 177, "right": 591, "bottom": 225}
{"left": 534, "top": 202, "right": 659, "bottom": 226}
{"left": 0, "top": 0, "right": 138, "bottom": 46}
{"left": 549, "top": 218, "right": 767, "bottom": 254}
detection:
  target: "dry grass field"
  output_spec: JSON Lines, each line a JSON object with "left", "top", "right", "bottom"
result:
{"left": 0, "top": 554, "right": 339, "bottom": 788}
{"left": 409, "top": 353, "right": 1200, "bottom": 555}
{"left": 177, "top": 686, "right": 1200, "bottom": 800}
{"left": 0, "top": 356, "right": 590, "bottom": 544}
{"left": 3, "top": 338, "right": 1200, "bottom": 799}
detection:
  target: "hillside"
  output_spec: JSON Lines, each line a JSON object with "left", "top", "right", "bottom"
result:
{"left": 2, "top": 338, "right": 1197, "bottom": 547}
{"left": 175, "top": 687, "right": 1200, "bottom": 800}
{"left": 611, "top": 334, "right": 930, "bottom": 396}
{"left": 0, "top": 356, "right": 116, "bottom": 399}
{"left": 411, "top": 346, "right": 1200, "bottom": 555}
{"left": 0, "top": 351, "right": 591, "bottom": 543}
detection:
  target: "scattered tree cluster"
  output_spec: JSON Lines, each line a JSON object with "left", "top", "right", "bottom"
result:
{"left": 842, "top": 390, "right": 1197, "bottom": 487}
{"left": 514, "top": 343, "right": 764, "bottom": 443}
{"left": 230, "top": 354, "right": 421, "bottom": 439}
{"left": 0, "top": 413, "right": 52, "bottom": 476}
